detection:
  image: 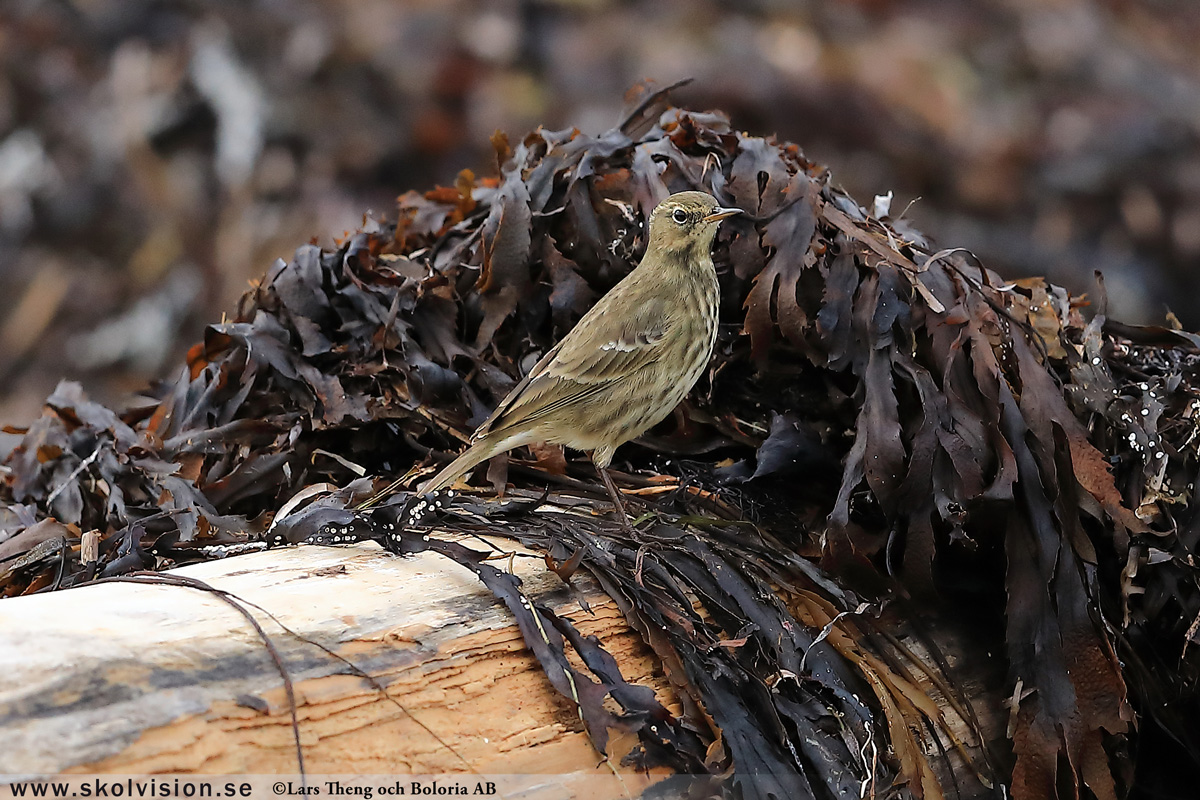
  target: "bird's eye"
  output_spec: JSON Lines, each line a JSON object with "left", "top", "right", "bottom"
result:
{"left": 671, "top": 208, "right": 688, "bottom": 224}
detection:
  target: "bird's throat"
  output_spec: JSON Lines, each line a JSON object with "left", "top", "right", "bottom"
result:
{"left": 649, "top": 238, "right": 717, "bottom": 277}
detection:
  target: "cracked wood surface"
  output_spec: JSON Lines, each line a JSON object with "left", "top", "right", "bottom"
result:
{"left": 0, "top": 539, "right": 674, "bottom": 795}
{"left": 0, "top": 535, "right": 1005, "bottom": 797}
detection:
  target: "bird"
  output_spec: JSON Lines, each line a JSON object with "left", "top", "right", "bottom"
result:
{"left": 419, "top": 191, "right": 741, "bottom": 530}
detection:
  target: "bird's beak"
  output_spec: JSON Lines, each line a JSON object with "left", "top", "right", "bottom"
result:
{"left": 703, "top": 206, "right": 743, "bottom": 223}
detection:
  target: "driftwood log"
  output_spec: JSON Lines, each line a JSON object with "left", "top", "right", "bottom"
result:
{"left": 3, "top": 85, "right": 1199, "bottom": 797}
{"left": 0, "top": 537, "right": 1003, "bottom": 798}
{"left": 0, "top": 541, "right": 675, "bottom": 790}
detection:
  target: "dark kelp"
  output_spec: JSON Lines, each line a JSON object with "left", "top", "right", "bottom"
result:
{"left": 2, "top": 84, "right": 1198, "bottom": 797}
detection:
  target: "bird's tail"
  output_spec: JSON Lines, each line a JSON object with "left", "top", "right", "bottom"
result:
{"left": 420, "top": 442, "right": 494, "bottom": 494}
{"left": 420, "top": 430, "right": 533, "bottom": 494}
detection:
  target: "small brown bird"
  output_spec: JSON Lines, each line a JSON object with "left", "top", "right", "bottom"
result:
{"left": 421, "top": 191, "right": 740, "bottom": 528}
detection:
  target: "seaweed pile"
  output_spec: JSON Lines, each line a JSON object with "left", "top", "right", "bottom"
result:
{"left": 3, "top": 85, "right": 1199, "bottom": 798}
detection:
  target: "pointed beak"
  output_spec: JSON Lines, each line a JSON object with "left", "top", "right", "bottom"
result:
{"left": 703, "top": 206, "right": 742, "bottom": 223}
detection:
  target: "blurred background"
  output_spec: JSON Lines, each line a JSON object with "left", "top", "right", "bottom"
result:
{"left": 3, "top": 0, "right": 1200, "bottom": 425}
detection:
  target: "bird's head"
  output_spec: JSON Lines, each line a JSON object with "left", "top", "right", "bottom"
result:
{"left": 646, "top": 191, "right": 741, "bottom": 263}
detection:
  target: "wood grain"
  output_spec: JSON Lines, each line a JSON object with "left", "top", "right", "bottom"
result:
{"left": 0, "top": 539, "right": 675, "bottom": 795}
{"left": 0, "top": 537, "right": 1006, "bottom": 798}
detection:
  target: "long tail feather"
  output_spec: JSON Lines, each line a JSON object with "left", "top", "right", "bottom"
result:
{"left": 420, "top": 443, "right": 495, "bottom": 494}
{"left": 419, "top": 429, "right": 536, "bottom": 493}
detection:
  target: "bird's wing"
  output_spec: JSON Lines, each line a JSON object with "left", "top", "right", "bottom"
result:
{"left": 473, "top": 289, "right": 667, "bottom": 439}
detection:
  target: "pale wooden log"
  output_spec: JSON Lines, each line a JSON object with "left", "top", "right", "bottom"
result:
{"left": 0, "top": 535, "right": 1005, "bottom": 797}
{"left": 0, "top": 539, "right": 675, "bottom": 795}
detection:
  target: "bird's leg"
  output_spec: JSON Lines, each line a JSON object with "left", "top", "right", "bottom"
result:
{"left": 597, "top": 465, "right": 636, "bottom": 535}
